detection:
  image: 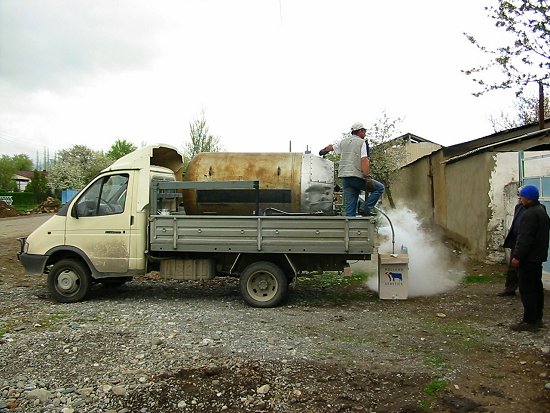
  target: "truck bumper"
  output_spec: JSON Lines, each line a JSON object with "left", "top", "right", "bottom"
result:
{"left": 17, "top": 252, "right": 49, "bottom": 275}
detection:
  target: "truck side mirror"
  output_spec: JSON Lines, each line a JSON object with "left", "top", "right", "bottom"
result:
{"left": 71, "top": 205, "right": 79, "bottom": 219}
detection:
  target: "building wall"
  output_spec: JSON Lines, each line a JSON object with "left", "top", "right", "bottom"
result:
{"left": 523, "top": 151, "right": 550, "bottom": 176}
{"left": 393, "top": 150, "right": 522, "bottom": 260}
{"left": 444, "top": 153, "right": 493, "bottom": 258}
{"left": 405, "top": 142, "right": 441, "bottom": 165}
{"left": 487, "top": 152, "right": 520, "bottom": 263}
{"left": 392, "top": 156, "right": 433, "bottom": 220}
{"left": 431, "top": 150, "right": 447, "bottom": 230}
{"left": 390, "top": 131, "right": 550, "bottom": 263}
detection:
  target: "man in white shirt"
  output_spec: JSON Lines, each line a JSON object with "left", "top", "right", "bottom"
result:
{"left": 319, "top": 122, "right": 385, "bottom": 217}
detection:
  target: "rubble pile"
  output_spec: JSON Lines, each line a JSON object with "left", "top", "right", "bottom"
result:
{"left": 31, "top": 197, "right": 62, "bottom": 214}
{"left": 0, "top": 200, "right": 19, "bottom": 218}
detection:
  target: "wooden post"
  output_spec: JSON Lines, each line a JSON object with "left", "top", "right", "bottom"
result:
{"left": 538, "top": 81, "right": 544, "bottom": 130}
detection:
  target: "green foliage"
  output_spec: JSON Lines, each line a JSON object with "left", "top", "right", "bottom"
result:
{"left": 0, "top": 323, "right": 10, "bottom": 338}
{"left": 0, "top": 155, "right": 17, "bottom": 191}
{"left": 463, "top": 0, "right": 550, "bottom": 96}
{"left": 107, "top": 139, "right": 137, "bottom": 160}
{"left": 47, "top": 145, "right": 112, "bottom": 191}
{"left": 11, "top": 154, "right": 33, "bottom": 171}
{"left": 328, "top": 112, "right": 404, "bottom": 208}
{"left": 366, "top": 111, "right": 406, "bottom": 208}
{"left": 0, "top": 154, "right": 33, "bottom": 191}
{"left": 368, "top": 113, "right": 406, "bottom": 181}
{"left": 183, "top": 111, "right": 222, "bottom": 168}
{"left": 462, "top": 273, "right": 504, "bottom": 284}
{"left": 0, "top": 191, "right": 34, "bottom": 205}
{"left": 299, "top": 271, "right": 372, "bottom": 287}
{"left": 25, "top": 170, "right": 51, "bottom": 203}
{"left": 423, "top": 353, "right": 452, "bottom": 370}
{"left": 47, "top": 162, "right": 87, "bottom": 191}
{"left": 423, "top": 378, "right": 446, "bottom": 396}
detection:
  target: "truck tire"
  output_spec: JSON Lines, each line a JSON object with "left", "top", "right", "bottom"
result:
{"left": 240, "top": 261, "right": 288, "bottom": 308}
{"left": 47, "top": 259, "right": 91, "bottom": 303}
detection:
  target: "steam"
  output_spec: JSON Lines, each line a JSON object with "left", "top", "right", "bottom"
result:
{"left": 354, "top": 207, "right": 464, "bottom": 297}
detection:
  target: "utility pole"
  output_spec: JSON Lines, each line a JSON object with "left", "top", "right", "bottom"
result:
{"left": 538, "top": 81, "right": 545, "bottom": 130}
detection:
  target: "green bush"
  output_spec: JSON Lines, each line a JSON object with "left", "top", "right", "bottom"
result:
{"left": 0, "top": 191, "right": 34, "bottom": 206}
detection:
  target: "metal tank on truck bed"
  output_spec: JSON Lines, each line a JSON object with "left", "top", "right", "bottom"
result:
{"left": 182, "top": 152, "right": 335, "bottom": 215}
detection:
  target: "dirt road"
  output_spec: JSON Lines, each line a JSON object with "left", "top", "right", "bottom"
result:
{"left": 0, "top": 213, "right": 53, "bottom": 239}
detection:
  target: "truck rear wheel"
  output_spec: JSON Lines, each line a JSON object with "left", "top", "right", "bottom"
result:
{"left": 47, "top": 259, "right": 91, "bottom": 303}
{"left": 240, "top": 261, "right": 287, "bottom": 308}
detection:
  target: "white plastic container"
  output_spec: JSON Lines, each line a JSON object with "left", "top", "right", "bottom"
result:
{"left": 378, "top": 253, "right": 409, "bottom": 299}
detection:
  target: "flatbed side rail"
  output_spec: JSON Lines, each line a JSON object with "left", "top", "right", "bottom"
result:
{"left": 150, "top": 215, "right": 375, "bottom": 255}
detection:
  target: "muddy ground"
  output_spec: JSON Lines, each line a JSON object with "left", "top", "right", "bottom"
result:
{"left": 0, "top": 215, "right": 549, "bottom": 413}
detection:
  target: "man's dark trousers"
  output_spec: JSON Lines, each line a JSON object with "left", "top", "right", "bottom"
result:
{"left": 518, "top": 261, "right": 544, "bottom": 323}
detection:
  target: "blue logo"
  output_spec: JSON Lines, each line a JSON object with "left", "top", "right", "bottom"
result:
{"left": 385, "top": 271, "right": 403, "bottom": 282}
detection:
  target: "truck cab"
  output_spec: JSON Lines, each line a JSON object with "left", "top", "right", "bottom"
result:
{"left": 18, "top": 145, "right": 182, "bottom": 302}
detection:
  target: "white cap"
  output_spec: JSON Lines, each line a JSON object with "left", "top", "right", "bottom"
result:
{"left": 350, "top": 122, "right": 365, "bottom": 131}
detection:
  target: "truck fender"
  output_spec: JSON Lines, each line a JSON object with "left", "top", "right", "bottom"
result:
{"left": 44, "top": 246, "right": 101, "bottom": 279}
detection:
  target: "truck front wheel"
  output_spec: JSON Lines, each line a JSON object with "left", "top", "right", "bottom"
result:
{"left": 48, "top": 259, "right": 91, "bottom": 303}
{"left": 240, "top": 261, "right": 288, "bottom": 308}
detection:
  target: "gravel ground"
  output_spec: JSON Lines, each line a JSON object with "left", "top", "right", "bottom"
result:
{"left": 1, "top": 215, "right": 550, "bottom": 413}
{"left": 1, "top": 269, "right": 550, "bottom": 413}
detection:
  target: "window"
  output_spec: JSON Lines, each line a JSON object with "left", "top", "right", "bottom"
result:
{"left": 75, "top": 174, "right": 129, "bottom": 217}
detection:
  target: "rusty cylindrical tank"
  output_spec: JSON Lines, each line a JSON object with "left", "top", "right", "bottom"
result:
{"left": 182, "top": 152, "right": 334, "bottom": 215}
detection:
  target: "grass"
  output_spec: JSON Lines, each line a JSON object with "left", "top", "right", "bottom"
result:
{"left": 409, "top": 315, "right": 489, "bottom": 356}
{"left": 292, "top": 271, "right": 378, "bottom": 304}
{"left": 461, "top": 273, "right": 504, "bottom": 284}
{"left": 417, "top": 378, "right": 447, "bottom": 411}
{"left": 423, "top": 352, "right": 453, "bottom": 370}
{"left": 424, "top": 378, "right": 446, "bottom": 395}
{"left": 33, "top": 311, "right": 71, "bottom": 330}
{"left": 14, "top": 204, "right": 37, "bottom": 213}
{"left": 298, "top": 271, "right": 373, "bottom": 287}
{"left": 418, "top": 399, "right": 431, "bottom": 411}
{"left": 0, "top": 323, "right": 10, "bottom": 338}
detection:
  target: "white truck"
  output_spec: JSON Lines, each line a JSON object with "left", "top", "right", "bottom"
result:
{"left": 17, "top": 144, "right": 377, "bottom": 307}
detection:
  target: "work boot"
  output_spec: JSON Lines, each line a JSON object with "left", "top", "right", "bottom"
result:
{"left": 359, "top": 209, "right": 376, "bottom": 217}
{"left": 510, "top": 321, "right": 540, "bottom": 332}
{"left": 496, "top": 290, "right": 515, "bottom": 297}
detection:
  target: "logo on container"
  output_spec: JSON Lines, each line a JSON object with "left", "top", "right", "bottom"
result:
{"left": 385, "top": 271, "right": 403, "bottom": 283}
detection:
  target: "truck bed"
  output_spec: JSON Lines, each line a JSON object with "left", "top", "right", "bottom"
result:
{"left": 149, "top": 215, "right": 375, "bottom": 255}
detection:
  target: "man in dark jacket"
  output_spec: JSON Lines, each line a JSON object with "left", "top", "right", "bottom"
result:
{"left": 498, "top": 201, "right": 525, "bottom": 296}
{"left": 510, "top": 185, "right": 550, "bottom": 332}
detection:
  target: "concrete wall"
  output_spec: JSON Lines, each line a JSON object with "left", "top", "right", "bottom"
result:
{"left": 487, "top": 152, "right": 520, "bottom": 262}
{"left": 431, "top": 150, "right": 447, "bottom": 230}
{"left": 390, "top": 130, "right": 550, "bottom": 262}
{"left": 523, "top": 150, "right": 550, "bottom": 176}
{"left": 393, "top": 150, "right": 533, "bottom": 261}
{"left": 404, "top": 142, "right": 441, "bottom": 165}
{"left": 444, "top": 153, "right": 493, "bottom": 258}
{"left": 392, "top": 156, "right": 433, "bottom": 220}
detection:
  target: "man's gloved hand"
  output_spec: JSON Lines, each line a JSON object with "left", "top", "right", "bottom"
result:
{"left": 319, "top": 148, "right": 330, "bottom": 156}
{"left": 365, "top": 176, "right": 375, "bottom": 192}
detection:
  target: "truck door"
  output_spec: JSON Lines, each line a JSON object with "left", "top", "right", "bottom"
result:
{"left": 66, "top": 172, "right": 133, "bottom": 274}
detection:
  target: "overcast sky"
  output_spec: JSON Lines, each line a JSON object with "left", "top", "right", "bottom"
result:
{"left": 0, "top": 0, "right": 527, "bottom": 161}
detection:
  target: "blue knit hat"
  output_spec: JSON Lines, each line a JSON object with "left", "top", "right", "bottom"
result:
{"left": 519, "top": 185, "right": 539, "bottom": 201}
